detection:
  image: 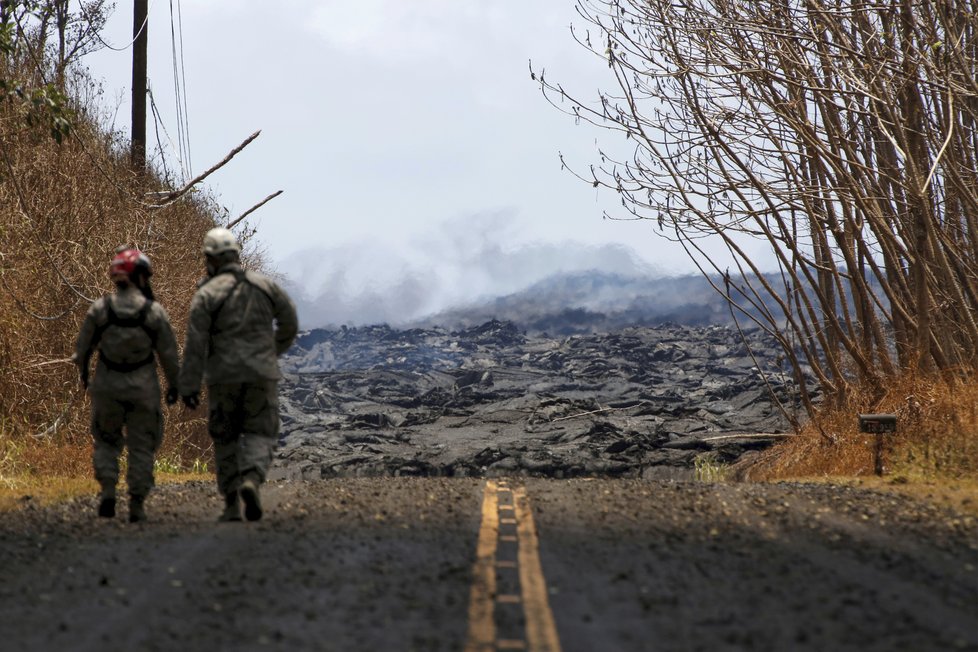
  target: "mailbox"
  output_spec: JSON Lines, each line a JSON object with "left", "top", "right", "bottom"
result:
{"left": 858, "top": 414, "right": 897, "bottom": 434}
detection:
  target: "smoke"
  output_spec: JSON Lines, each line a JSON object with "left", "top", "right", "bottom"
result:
{"left": 281, "top": 211, "right": 665, "bottom": 328}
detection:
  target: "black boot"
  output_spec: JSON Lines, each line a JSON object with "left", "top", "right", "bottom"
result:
{"left": 97, "top": 484, "right": 116, "bottom": 518}
{"left": 128, "top": 494, "right": 147, "bottom": 523}
{"left": 218, "top": 491, "right": 242, "bottom": 522}
{"left": 97, "top": 496, "right": 116, "bottom": 518}
{"left": 239, "top": 474, "right": 263, "bottom": 522}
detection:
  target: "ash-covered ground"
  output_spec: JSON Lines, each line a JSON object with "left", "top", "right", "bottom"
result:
{"left": 272, "top": 320, "right": 810, "bottom": 481}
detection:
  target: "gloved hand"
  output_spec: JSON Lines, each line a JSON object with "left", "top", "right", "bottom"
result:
{"left": 165, "top": 386, "right": 179, "bottom": 405}
{"left": 182, "top": 392, "right": 200, "bottom": 410}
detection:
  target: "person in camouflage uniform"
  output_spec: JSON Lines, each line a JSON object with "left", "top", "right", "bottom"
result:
{"left": 179, "top": 228, "right": 298, "bottom": 522}
{"left": 74, "top": 248, "right": 180, "bottom": 523}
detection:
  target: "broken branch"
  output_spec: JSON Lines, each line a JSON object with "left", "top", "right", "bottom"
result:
{"left": 227, "top": 190, "right": 283, "bottom": 229}
{"left": 147, "top": 131, "right": 261, "bottom": 207}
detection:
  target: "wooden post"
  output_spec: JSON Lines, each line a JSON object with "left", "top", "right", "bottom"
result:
{"left": 874, "top": 433, "right": 885, "bottom": 476}
{"left": 859, "top": 414, "right": 897, "bottom": 476}
{"left": 131, "top": 0, "right": 148, "bottom": 171}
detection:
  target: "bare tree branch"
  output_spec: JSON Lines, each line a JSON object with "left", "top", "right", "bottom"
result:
{"left": 537, "top": 0, "right": 978, "bottom": 412}
{"left": 227, "top": 190, "right": 283, "bottom": 230}
{"left": 147, "top": 131, "right": 261, "bottom": 207}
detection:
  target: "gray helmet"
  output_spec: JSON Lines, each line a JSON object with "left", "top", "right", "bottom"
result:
{"left": 202, "top": 227, "right": 240, "bottom": 256}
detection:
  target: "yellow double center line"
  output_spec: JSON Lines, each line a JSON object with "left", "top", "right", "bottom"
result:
{"left": 465, "top": 479, "right": 562, "bottom": 652}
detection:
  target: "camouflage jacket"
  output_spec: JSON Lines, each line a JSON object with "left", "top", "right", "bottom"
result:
{"left": 178, "top": 262, "right": 298, "bottom": 393}
{"left": 74, "top": 285, "right": 180, "bottom": 400}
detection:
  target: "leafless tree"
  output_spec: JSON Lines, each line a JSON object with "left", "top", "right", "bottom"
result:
{"left": 535, "top": 0, "right": 978, "bottom": 415}
{"left": 5, "top": 0, "right": 111, "bottom": 88}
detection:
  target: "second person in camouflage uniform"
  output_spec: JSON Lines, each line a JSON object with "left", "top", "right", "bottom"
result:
{"left": 179, "top": 228, "right": 298, "bottom": 522}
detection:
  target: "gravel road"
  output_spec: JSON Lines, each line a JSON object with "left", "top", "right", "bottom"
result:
{"left": 1, "top": 477, "right": 975, "bottom": 652}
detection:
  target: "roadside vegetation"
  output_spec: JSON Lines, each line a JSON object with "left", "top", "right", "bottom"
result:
{"left": 741, "top": 374, "right": 978, "bottom": 480}
{"left": 0, "top": 2, "right": 259, "bottom": 500}
{"left": 537, "top": 0, "right": 977, "bottom": 485}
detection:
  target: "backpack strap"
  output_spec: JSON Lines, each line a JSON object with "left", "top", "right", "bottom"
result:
{"left": 106, "top": 296, "right": 152, "bottom": 327}
{"left": 99, "top": 352, "right": 155, "bottom": 372}
{"left": 97, "top": 296, "right": 156, "bottom": 341}
{"left": 91, "top": 296, "right": 158, "bottom": 372}
{"left": 210, "top": 269, "right": 275, "bottom": 329}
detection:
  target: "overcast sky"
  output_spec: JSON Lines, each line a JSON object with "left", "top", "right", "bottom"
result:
{"left": 84, "top": 1, "right": 726, "bottom": 324}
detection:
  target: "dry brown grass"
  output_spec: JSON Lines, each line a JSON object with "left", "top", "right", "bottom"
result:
{"left": 776, "top": 475, "right": 978, "bottom": 518}
{"left": 0, "top": 475, "right": 98, "bottom": 510}
{"left": 0, "top": 58, "right": 264, "bottom": 485}
{"left": 736, "top": 374, "right": 978, "bottom": 483}
{"left": 0, "top": 471, "right": 212, "bottom": 511}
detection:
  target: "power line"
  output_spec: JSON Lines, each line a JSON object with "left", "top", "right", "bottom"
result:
{"left": 88, "top": 0, "right": 157, "bottom": 52}
{"left": 176, "top": 0, "right": 192, "bottom": 175}
{"left": 148, "top": 85, "right": 174, "bottom": 180}
{"left": 169, "top": 0, "right": 192, "bottom": 179}
{"left": 167, "top": 0, "right": 184, "bottom": 176}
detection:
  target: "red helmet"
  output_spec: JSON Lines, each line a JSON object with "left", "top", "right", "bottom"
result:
{"left": 109, "top": 248, "right": 152, "bottom": 279}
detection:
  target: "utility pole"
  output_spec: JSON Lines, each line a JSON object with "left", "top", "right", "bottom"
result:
{"left": 131, "top": 0, "right": 148, "bottom": 171}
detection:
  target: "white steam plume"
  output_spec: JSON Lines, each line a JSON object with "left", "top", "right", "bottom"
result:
{"left": 281, "top": 211, "right": 665, "bottom": 328}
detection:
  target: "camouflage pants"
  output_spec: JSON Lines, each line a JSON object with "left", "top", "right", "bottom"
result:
{"left": 91, "top": 393, "right": 163, "bottom": 498}
{"left": 207, "top": 381, "right": 280, "bottom": 496}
